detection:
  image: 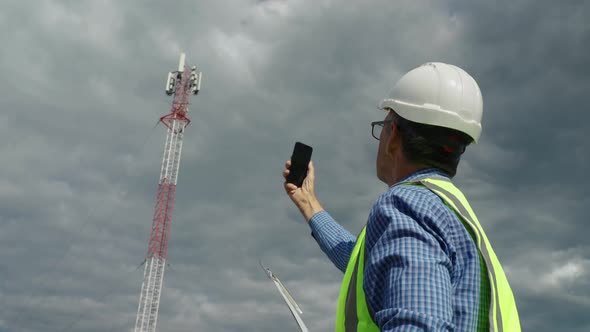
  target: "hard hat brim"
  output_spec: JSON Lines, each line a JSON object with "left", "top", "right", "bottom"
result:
{"left": 379, "top": 98, "right": 481, "bottom": 143}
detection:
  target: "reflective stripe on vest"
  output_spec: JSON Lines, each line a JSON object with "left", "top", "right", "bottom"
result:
{"left": 335, "top": 177, "right": 521, "bottom": 332}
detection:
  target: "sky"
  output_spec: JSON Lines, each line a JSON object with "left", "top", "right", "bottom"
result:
{"left": 0, "top": 0, "right": 588, "bottom": 331}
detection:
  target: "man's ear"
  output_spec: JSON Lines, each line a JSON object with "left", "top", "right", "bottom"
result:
{"left": 386, "top": 122, "right": 401, "bottom": 157}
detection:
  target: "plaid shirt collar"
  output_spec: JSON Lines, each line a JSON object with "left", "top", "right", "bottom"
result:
{"left": 395, "top": 168, "right": 451, "bottom": 186}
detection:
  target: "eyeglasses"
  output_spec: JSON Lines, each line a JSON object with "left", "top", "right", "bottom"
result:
{"left": 370, "top": 120, "right": 394, "bottom": 140}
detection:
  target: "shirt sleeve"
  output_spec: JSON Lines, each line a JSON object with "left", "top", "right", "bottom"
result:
{"left": 308, "top": 211, "right": 357, "bottom": 273}
{"left": 363, "top": 193, "right": 454, "bottom": 331}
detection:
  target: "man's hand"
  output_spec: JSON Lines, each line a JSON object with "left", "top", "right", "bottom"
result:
{"left": 283, "top": 160, "right": 324, "bottom": 222}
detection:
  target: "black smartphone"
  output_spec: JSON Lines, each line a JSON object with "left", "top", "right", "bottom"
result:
{"left": 287, "top": 142, "right": 313, "bottom": 187}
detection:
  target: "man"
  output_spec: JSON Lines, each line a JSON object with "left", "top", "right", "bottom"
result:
{"left": 283, "top": 63, "right": 520, "bottom": 331}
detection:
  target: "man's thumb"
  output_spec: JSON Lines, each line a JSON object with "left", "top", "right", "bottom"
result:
{"left": 307, "top": 160, "right": 315, "bottom": 180}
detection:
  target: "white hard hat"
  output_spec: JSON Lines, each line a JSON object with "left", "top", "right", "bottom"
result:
{"left": 379, "top": 62, "right": 483, "bottom": 143}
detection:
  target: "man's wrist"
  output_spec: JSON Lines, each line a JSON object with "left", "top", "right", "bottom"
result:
{"left": 300, "top": 198, "right": 324, "bottom": 223}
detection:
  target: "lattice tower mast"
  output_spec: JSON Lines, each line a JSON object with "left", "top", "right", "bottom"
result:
{"left": 134, "top": 53, "right": 202, "bottom": 332}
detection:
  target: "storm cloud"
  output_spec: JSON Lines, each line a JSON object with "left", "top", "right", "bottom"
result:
{"left": 0, "top": 0, "right": 588, "bottom": 331}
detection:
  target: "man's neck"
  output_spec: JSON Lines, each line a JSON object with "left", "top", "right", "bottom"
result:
{"left": 387, "top": 164, "right": 425, "bottom": 187}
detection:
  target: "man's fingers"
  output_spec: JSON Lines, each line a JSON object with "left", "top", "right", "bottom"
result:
{"left": 285, "top": 160, "right": 291, "bottom": 168}
{"left": 284, "top": 182, "right": 298, "bottom": 192}
{"left": 283, "top": 169, "right": 290, "bottom": 179}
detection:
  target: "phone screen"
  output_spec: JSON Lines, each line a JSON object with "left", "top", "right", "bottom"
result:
{"left": 287, "top": 142, "right": 313, "bottom": 187}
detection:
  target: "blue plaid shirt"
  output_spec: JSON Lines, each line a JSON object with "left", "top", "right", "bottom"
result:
{"left": 309, "top": 169, "right": 485, "bottom": 331}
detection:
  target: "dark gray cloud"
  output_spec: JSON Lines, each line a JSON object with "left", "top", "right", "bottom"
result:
{"left": 0, "top": 0, "right": 588, "bottom": 331}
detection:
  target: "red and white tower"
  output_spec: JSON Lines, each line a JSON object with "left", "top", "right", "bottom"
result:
{"left": 134, "top": 53, "right": 202, "bottom": 332}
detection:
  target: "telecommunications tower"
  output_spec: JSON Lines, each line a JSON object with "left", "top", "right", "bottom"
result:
{"left": 134, "top": 52, "right": 202, "bottom": 332}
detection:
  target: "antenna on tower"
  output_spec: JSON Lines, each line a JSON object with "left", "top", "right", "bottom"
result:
{"left": 134, "top": 52, "right": 202, "bottom": 332}
{"left": 178, "top": 52, "right": 186, "bottom": 72}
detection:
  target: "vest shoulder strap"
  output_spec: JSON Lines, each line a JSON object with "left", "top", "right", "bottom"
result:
{"left": 401, "top": 177, "right": 520, "bottom": 332}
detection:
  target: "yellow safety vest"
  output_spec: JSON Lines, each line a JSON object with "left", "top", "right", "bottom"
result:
{"left": 335, "top": 178, "right": 521, "bottom": 331}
